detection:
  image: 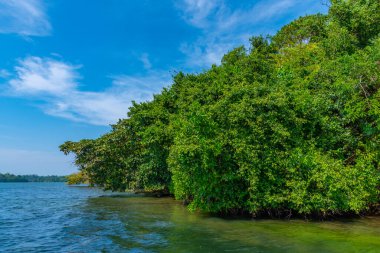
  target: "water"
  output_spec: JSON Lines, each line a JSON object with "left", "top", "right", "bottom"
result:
{"left": 0, "top": 183, "right": 379, "bottom": 253}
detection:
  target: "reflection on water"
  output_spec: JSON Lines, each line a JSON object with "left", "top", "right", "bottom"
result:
{"left": 0, "top": 183, "right": 379, "bottom": 252}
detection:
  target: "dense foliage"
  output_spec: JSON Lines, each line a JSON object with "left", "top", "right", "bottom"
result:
{"left": 61, "top": 0, "right": 380, "bottom": 217}
{"left": 0, "top": 173, "right": 67, "bottom": 183}
{"left": 66, "top": 171, "right": 88, "bottom": 185}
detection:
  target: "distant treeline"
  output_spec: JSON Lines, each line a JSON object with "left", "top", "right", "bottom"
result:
{"left": 0, "top": 173, "right": 67, "bottom": 183}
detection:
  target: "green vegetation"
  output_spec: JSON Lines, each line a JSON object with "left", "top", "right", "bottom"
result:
{"left": 60, "top": 0, "right": 380, "bottom": 217}
{"left": 0, "top": 173, "right": 67, "bottom": 183}
{"left": 66, "top": 171, "right": 89, "bottom": 185}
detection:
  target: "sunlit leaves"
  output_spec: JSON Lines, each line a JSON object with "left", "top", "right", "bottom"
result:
{"left": 60, "top": 0, "right": 380, "bottom": 217}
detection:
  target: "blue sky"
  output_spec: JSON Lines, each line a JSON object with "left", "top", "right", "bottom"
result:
{"left": 0, "top": 0, "right": 327, "bottom": 175}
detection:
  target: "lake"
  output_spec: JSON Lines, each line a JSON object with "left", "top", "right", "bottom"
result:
{"left": 0, "top": 182, "right": 379, "bottom": 252}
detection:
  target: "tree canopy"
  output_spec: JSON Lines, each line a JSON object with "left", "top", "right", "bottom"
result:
{"left": 0, "top": 173, "right": 67, "bottom": 183}
{"left": 60, "top": 0, "right": 380, "bottom": 217}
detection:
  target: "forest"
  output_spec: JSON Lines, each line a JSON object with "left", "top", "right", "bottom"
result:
{"left": 0, "top": 173, "right": 67, "bottom": 183}
{"left": 60, "top": 0, "right": 380, "bottom": 217}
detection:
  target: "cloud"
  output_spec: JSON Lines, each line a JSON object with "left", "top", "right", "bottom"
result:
{"left": 176, "top": 0, "right": 327, "bottom": 68}
{"left": 180, "top": 32, "right": 251, "bottom": 68}
{"left": 45, "top": 73, "right": 170, "bottom": 125}
{"left": 9, "top": 57, "right": 79, "bottom": 95}
{"left": 0, "top": 0, "right": 51, "bottom": 36}
{"left": 139, "top": 53, "right": 152, "bottom": 70}
{"left": 5, "top": 56, "right": 171, "bottom": 126}
{"left": 176, "top": 0, "right": 222, "bottom": 28}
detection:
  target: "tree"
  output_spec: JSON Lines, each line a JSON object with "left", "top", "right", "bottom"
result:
{"left": 61, "top": 0, "right": 380, "bottom": 217}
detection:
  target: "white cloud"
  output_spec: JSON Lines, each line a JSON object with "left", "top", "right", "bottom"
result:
{"left": 139, "top": 53, "right": 152, "bottom": 70}
{"left": 177, "top": 0, "right": 222, "bottom": 28}
{"left": 0, "top": 0, "right": 51, "bottom": 36}
{"left": 5, "top": 56, "right": 171, "bottom": 126}
{"left": 9, "top": 57, "right": 79, "bottom": 95}
{"left": 45, "top": 73, "right": 170, "bottom": 125}
{"left": 180, "top": 33, "right": 251, "bottom": 68}
{"left": 176, "top": 0, "right": 326, "bottom": 68}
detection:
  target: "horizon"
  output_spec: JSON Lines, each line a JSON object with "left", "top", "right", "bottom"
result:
{"left": 0, "top": 171, "right": 67, "bottom": 176}
{"left": 0, "top": 0, "right": 328, "bottom": 175}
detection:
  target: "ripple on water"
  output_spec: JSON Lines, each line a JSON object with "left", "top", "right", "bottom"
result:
{"left": 1, "top": 183, "right": 380, "bottom": 253}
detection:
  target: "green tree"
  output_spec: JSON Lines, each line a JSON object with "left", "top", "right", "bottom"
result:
{"left": 60, "top": 0, "right": 380, "bottom": 217}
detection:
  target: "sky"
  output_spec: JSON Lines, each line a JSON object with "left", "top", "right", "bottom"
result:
{"left": 0, "top": 0, "right": 328, "bottom": 176}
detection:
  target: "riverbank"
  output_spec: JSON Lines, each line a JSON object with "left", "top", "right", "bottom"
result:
{"left": 69, "top": 186, "right": 380, "bottom": 220}
{"left": 112, "top": 187, "right": 380, "bottom": 220}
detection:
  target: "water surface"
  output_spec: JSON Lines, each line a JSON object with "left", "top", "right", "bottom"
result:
{"left": 0, "top": 183, "right": 379, "bottom": 252}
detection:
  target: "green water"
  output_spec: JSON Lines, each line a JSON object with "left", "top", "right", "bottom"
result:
{"left": 90, "top": 197, "right": 380, "bottom": 253}
{"left": 0, "top": 183, "right": 379, "bottom": 252}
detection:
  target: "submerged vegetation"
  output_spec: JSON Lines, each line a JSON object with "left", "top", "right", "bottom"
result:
{"left": 61, "top": 0, "right": 380, "bottom": 217}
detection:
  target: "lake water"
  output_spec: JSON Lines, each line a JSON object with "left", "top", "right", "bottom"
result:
{"left": 0, "top": 183, "right": 379, "bottom": 253}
